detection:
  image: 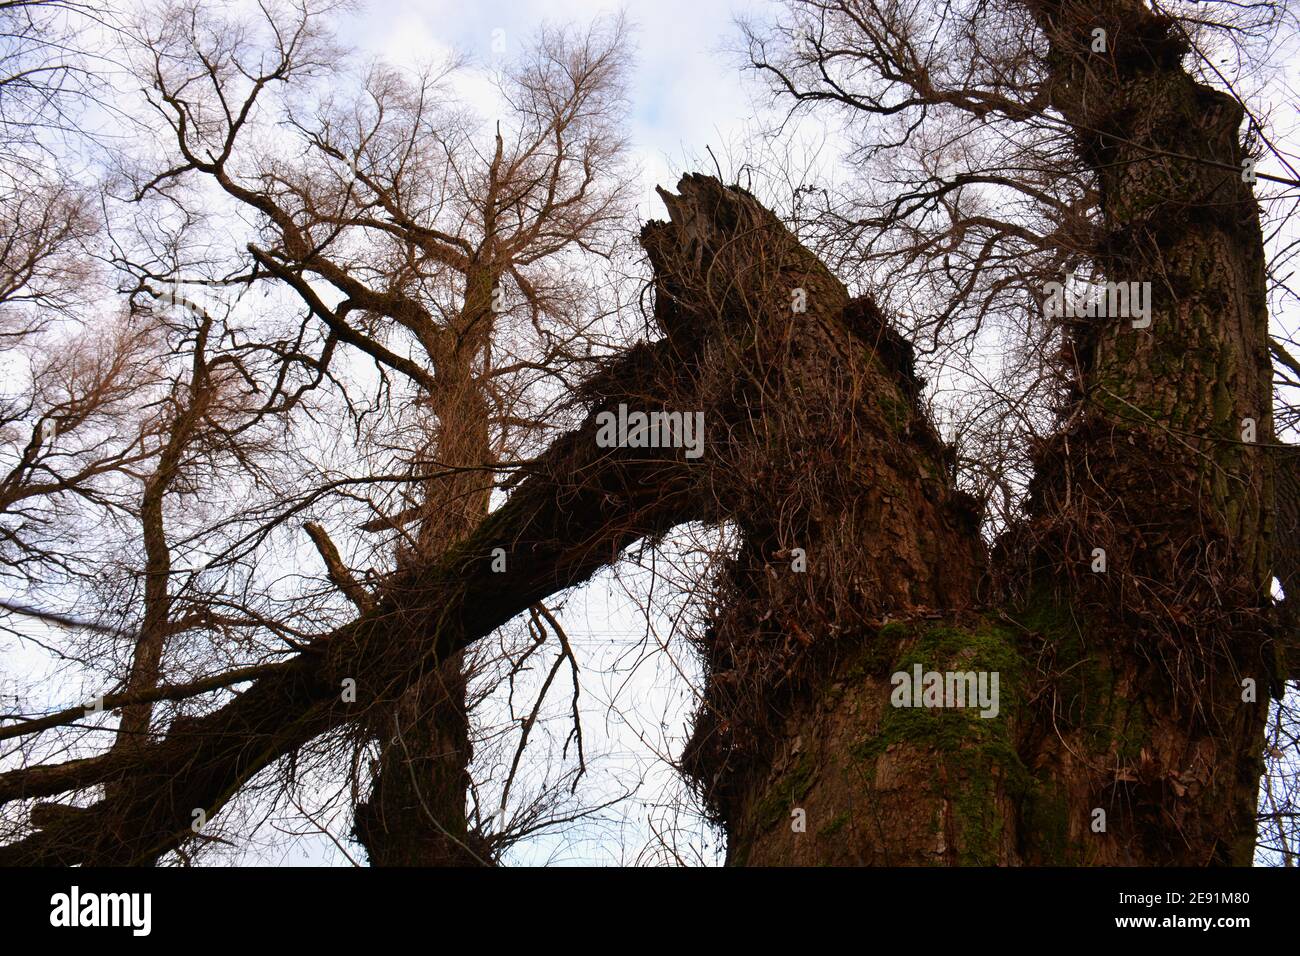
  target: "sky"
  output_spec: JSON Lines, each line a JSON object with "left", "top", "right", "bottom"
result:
{"left": 338, "top": 0, "right": 785, "bottom": 215}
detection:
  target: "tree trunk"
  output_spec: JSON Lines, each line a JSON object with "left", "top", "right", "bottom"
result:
{"left": 683, "top": 5, "right": 1277, "bottom": 866}
{"left": 109, "top": 326, "right": 212, "bottom": 782}
{"left": 353, "top": 267, "right": 497, "bottom": 866}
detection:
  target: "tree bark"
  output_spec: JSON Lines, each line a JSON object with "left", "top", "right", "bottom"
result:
{"left": 688, "top": 4, "right": 1277, "bottom": 866}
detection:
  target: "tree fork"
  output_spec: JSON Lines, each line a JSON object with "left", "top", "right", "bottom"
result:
{"left": 701, "top": 3, "right": 1278, "bottom": 866}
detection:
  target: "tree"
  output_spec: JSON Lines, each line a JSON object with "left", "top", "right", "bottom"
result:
{"left": 2, "top": 0, "right": 637, "bottom": 864}
{"left": 694, "top": 0, "right": 1293, "bottom": 864}
{"left": 0, "top": 0, "right": 1296, "bottom": 868}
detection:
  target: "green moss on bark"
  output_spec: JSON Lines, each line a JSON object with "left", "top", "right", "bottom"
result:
{"left": 753, "top": 752, "right": 818, "bottom": 833}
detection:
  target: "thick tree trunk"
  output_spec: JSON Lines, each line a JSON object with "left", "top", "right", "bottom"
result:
{"left": 353, "top": 359, "right": 494, "bottom": 866}
{"left": 668, "top": 180, "right": 1002, "bottom": 866}
{"left": 352, "top": 659, "right": 482, "bottom": 865}
{"left": 686, "top": 5, "right": 1276, "bottom": 866}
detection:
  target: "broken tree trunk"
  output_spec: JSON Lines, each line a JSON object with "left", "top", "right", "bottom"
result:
{"left": 681, "top": 5, "right": 1277, "bottom": 866}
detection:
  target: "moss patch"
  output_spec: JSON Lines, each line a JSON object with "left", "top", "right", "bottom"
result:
{"left": 1021, "top": 778, "right": 1077, "bottom": 865}
{"left": 849, "top": 619, "right": 1032, "bottom": 864}
{"left": 1010, "top": 595, "right": 1151, "bottom": 762}
{"left": 818, "top": 811, "right": 850, "bottom": 838}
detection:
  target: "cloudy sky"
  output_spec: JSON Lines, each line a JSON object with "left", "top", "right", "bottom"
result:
{"left": 339, "top": 0, "right": 792, "bottom": 213}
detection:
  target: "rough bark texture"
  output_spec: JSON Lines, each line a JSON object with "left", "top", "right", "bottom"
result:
{"left": 687, "top": 4, "right": 1277, "bottom": 867}
{"left": 1007, "top": 0, "right": 1274, "bottom": 866}
{"left": 660, "top": 182, "right": 990, "bottom": 864}
{"left": 667, "top": 181, "right": 1030, "bottom": 866}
